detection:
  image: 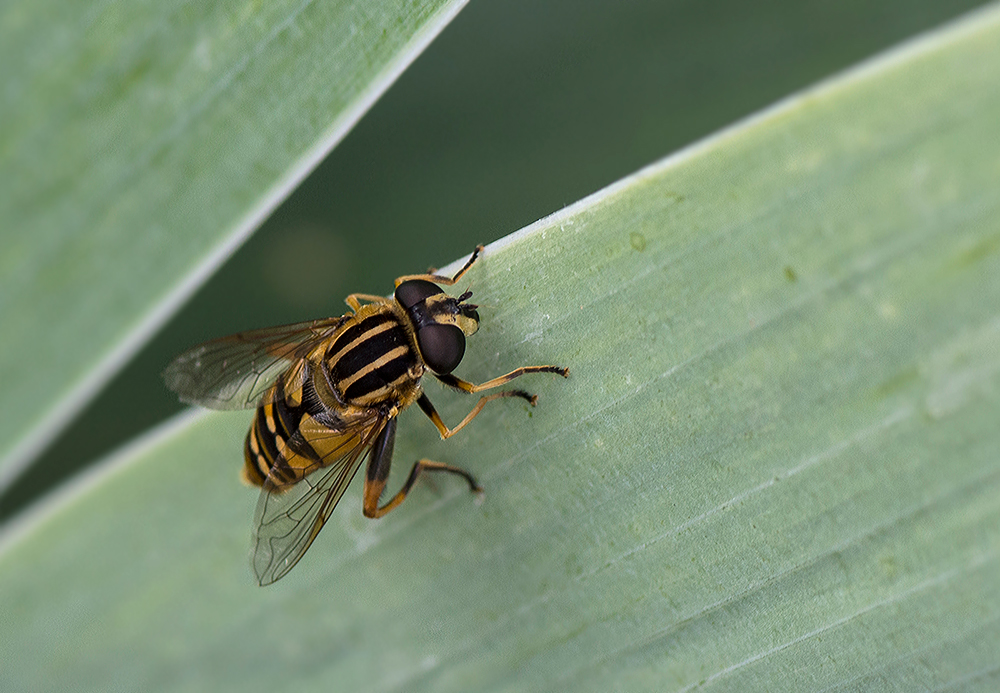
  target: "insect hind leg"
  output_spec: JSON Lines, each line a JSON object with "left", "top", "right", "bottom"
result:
{"left": 362, "top": 416, "right": 480, "bottom": 518}
{"left": 365, "top": 459, "right": 481, "bottom": 519}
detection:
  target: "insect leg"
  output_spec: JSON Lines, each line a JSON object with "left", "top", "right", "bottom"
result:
{"left": 434, "top": 365, "right": 569, "bottom": 394}
{"left": 362, "top": 416, "right": 480, "bottom": 518}
{"left": 345, "top": 293, "right": 394, "bottom": 312}
{"left": 394, "top": 245, "right": 484, "bottom": 287}
{"left": 417, "top": 391, "right": 535, "bottom": 440}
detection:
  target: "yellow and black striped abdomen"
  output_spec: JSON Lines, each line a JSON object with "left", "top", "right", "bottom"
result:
{"left": 324, "top": 311, "right": 420, "bottom": 406}
{"left": 243, "top": 370, "right": 355, "bottom": 488}
{"left": 243, "top": 376, "right": 309, "bottom": 487}
{"left": 243, "top": 372, "right": 378, "bottom": 490}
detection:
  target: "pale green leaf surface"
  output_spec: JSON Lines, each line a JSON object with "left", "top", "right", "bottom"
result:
{"left": 0, "top": 0, "right": 468, "bottom": 490}
{"left": 3, "top": 5, "right": 1000, "bottom": 691}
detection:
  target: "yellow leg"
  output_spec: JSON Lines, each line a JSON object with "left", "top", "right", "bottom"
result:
{"left": 416, "top": 391, "right": 539, "bottom": 440}
{"left": 435, "top": 365, "right": 570, "bottom": 394}
{"left": 345, "top": 293, "right": 393, "bottom": 312}
{"left": 394, "top": 245, "right": 484, "bottom": 287}
{"left": 363, "top": 459, "right": 480, "bottom": 519}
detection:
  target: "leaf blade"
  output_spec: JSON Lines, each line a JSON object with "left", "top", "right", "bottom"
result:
{"left": 3, "top": 4, "right": 1000, "bottom": 690}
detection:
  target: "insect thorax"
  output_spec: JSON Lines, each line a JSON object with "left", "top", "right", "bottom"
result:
{"left": 321, "top": 306, "right": 423, "bottom": 408}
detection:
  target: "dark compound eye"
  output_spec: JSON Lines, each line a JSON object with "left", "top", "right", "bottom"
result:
{"left": 417, "top": 323, "right": 466, "bottom": 374}
{"left": 394, "top": 280, "right": 442, "bottom": 309}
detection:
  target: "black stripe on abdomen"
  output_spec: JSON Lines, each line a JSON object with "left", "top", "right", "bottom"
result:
{"left": 244, "top": 377, "right": 324, "bottom": 486}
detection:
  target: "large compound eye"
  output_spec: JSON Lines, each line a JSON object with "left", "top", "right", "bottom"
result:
{"left": 395, "top": 279, "right": 442, "bottom": 309}
{"left": 417, "top": 323, "right": 466, "bottom": 374}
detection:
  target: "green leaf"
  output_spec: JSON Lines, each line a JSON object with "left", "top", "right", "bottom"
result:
{"left": 3, "top": 4, "right": 1000, "bottom": 691}
{"left": 0, "top": 0, "right": 469, "bottom": 490}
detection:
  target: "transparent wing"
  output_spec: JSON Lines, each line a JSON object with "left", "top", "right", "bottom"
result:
{"left": 251, "top": 413, "right": 386, "bottom": 586}
{"left": 163, "top": 317, "right": 348, "bottom": 410}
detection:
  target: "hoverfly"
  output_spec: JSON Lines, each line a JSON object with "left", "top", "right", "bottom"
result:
{"left": 164, "top": 246, "right": 568, "bottom": 585}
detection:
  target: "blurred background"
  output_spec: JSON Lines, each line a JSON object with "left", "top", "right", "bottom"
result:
{"left": 2, "top": 0, "right": 988, "bottom": 520}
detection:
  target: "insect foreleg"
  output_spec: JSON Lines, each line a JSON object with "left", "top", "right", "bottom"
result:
{"left": 434, "top": 365, "right": 569, "bottom": 394}
{"left": 345, "top": 293, "right": 393, "bottom": 312}
{"left": 393, "top": 245, "right": 484, "bottom": 287}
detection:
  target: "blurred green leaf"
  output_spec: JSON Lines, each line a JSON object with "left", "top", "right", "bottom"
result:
{"left": 2, "top": 4, "right": 1000, "bottom": 691}
{"left": 0, "top": 0, "right": 469, "bottom": 491}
